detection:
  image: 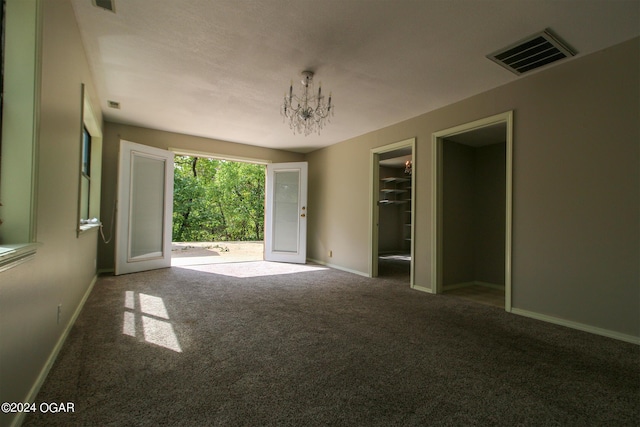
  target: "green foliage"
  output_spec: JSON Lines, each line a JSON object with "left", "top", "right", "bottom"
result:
{"left": 172, "top": 156, "right": 265, "bottom": 242}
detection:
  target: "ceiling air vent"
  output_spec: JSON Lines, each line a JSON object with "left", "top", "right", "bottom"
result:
{"left": 93, "top": 0, "right": 115, "bottom": 13}
{"left": 487, "top": 29, "right": 576, "bottom": 75}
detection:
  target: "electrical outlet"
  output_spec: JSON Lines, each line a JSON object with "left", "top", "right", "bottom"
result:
{"left": 57, "top": 304, "right": 62, "bottom": 324}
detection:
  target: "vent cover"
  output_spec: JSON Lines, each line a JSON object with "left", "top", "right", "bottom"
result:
{"left": 487, "top": 29, "right": 576, "bottom": 75}
{"left": 107, "top": 100, "right": 120, "bottom": 109}
{"left": 93, "top": 0, "right": 115, "bottom": 13}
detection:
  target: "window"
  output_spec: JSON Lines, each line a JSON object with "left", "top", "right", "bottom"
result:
{"left": 0, "top": 0, "right": 41, "bottom": 271}
{"left": 1, "top": 0, "right": 5, "bottom": 161}
{"left": 82, "top": 126, "right": 91, "bottom": 176}
{"left": 77, "top": 83, "right": 102, "bottom": 235}
{"left": 80, "top": 126, "right": 91, "bottom": 221}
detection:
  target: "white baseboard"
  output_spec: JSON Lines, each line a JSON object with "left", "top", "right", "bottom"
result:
{"left": 12, "top": 274, "right": 99, "bottom": 427}
{"left": 511, "top": 308, "right": 640, "bottom": 345}
{"left": 307, "top": 258, "right": 369, "bottom": 277}
{"left": 411, "top": 284, "right": 433, "bottom": 294}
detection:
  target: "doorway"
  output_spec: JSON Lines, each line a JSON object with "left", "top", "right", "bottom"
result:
{"left": 370, "top": 138, "right": 415, "bottom": 286}
{"left": 431, "top": 112, "right": 513, "bottom": 311}
{"left": 169, "top": 152, "right": 267, "bottom": 266}
{"left": 116, "top": 143, "right": 307, "bottom": 274}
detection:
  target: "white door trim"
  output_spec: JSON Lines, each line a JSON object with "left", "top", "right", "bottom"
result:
{"left": 168, "top": 147, "right": 271, "bottom": 166}
{"left": 431, "top": 111, "right": 513, "bottom": 311}
{"left": 369, "top": 138, "right": 416, "bottom": 288}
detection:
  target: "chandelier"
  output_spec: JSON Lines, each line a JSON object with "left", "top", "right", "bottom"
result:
{"left": 405, "top": 160, "right": 412, "bottom": 175}
{"left": 281, "top": 71, "right": 334, "bottom": 136}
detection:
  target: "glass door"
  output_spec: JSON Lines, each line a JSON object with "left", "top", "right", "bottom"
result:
{"left": 264, "top": 162, "right": 308, "bottom": 264}
{"left": 115, "top": 140, "right": 174, "bottom": 275}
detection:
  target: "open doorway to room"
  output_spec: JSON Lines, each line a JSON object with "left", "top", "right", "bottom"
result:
{"left": 431, "top": 112, "right": 513, "bottom": 311}
{"left": 370, "top": 138, "right": 415, "bottom": 286}
{"left": 170, "top": 154, "right": 266, "bottom": 266}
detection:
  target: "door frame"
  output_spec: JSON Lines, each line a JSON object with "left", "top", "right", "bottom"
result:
{"left": 369, "top": 137, "right": 416, "bottom": 287}
{"left": 431, "top": 111, "right": 513, "bottom": 311}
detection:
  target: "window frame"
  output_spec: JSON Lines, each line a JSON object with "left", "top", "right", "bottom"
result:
{"left": 0, "top": 0, "right": 42, "bottom": 271}
{"left": 77, "top": 83, "right": 102, "bottom": 236}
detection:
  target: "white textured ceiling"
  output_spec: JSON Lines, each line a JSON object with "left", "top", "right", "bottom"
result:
{"left": 70, "top": 0, "right": 639, "bottom": 153}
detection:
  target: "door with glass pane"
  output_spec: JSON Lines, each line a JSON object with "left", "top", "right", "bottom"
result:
{"left": 264, "top": 162, "right": 308, "bottom": 264}
{"left": 115, "top": 140, "right": 174, "bottom": 275}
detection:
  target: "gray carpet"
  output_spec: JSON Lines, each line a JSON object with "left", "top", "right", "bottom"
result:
{"left": 25, "top": 261, "right": 639, "bottom": 426}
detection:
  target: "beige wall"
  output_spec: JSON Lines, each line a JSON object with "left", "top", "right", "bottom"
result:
{"left": 306, "top": 37, "right": 639, "bottom": 338}
{"left": 442, "top": 141, "right": 476, "bottom": 286}
{"left": 442, "top": 141, "right": 506, "bottom": 287}
{"left": 474, "top": 143, "right": 506, "bottom": 285}
{"left": 98, "top": 123, "right": 305, "bottom": 270}
{"left": 0, "top": 1, "right": 104, "bottom": 425}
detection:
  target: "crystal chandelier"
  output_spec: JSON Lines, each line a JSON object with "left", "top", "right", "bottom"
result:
{"left": 281, "top": 71, "right": 334, "bottom": 136}
{"left": 405, "top": 160, "right": 412, "bottom": 175}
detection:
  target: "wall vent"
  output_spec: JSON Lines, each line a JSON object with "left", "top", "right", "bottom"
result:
{"left": 107, "top": 100, "right": 120, "bottom": 109}
{"left": 93, "top": 0, "right": 115, "bottom": 13}
{"left": 487, "top": 29, "right": 576, "bottom": 75}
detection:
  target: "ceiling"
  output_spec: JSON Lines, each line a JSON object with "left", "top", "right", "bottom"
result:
{"left": 379, "top": 149, "right": 412, "bottom": 169}
{"left": 70, "top": 0, "right": 639, "bottom": 154}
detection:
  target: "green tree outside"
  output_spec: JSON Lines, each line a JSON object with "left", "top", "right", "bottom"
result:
{"left": 172, "top": 156, "right": 265, "bottom": 242}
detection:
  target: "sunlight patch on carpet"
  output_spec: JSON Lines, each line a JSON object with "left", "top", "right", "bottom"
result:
{"left": 123, "top": 311, "right": 135, "bottom": 337}
{"left": 175, "top": 260, "right": 329, "bottom": 278}
{"left": 139, "top": 293, "right": 170, "bottom": 319}
{"left": 122, "top": 291, "right": 182, "bottom": 352}
{"left": 141, "top": 315, "right": 182, "bottom": 352}
{"left": 124, "top": 291, "right": 135, "bottom": 309}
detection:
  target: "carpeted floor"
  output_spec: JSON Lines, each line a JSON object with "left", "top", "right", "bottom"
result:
{"left": 25, "top": 262, "right": 639, "bottom": 426}
{"left": 444, "top": 285, "right": 505, "bottom": 308}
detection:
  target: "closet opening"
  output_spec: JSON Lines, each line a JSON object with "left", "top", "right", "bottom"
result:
{"left": 370, "top": 138, "right": 415, "bottom": 287}
{"left": 431, "top": 112, "right": 513, "bottom": 311}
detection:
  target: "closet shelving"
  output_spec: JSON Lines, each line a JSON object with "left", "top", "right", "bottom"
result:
{"left": 380, "top": 176, "right": 412, "bottom": 248}
{"left": 379, "top": 177, "right": 410, "bottom": 205}
{"left": 402, "top": 183, "right": 412, "bottom": 246}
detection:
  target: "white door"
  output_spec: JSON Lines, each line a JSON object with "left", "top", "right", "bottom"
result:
{"left": 115, "top": 140, "right": 174, "bottom": 275}
{"left": 264, "top": 162, "right": 308, "bottom": 264}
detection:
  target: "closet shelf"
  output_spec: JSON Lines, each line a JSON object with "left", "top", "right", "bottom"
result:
{"left": 381, "top": 177, "right": 410, "bottom": 183}
{"left": 379, "top": 199, "right": 409, "bottom": 205}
